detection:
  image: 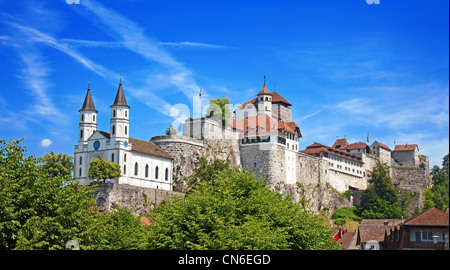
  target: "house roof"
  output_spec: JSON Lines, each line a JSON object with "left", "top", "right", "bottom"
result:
{"left": 257, "top": 81, "right": 272, "bottom": 95}
{"left": 79, "top": 86, "right": 98, "bottom": 112}
{"left": 332, "top": 138, "right": 349, "bottom": 149}
{"left": 230, "top": 114, "right": 302, "bottom": 137}
{"left": 347, "top": 142, "right": 369, "bottom": 150}
{"left": 373, "top": 141, "right": 391, "bottom": 151}
{"left": 394, "top": 144, "right": 418, "bottom": 152}
{"left": 271, "top": 91, "right": 292, "bottom": 106}
{"left": 130, "top": 137, "right": 173, "bottom": 160}
{"left": 89, "top": 131, "right": 173, "bottom": 160}
{"left": 301, "top": 142, "right": 364, "bottom": 164}
{"left": 357, "top": 219, "right": 402, "bottom": 243}
{"left": 403, "top": 207, "right": 449, "bottom": 227}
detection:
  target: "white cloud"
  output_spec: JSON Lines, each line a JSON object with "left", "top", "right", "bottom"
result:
{"left": 79, "top": 0, "right": 202, "bottom": 99}
{"left": 40, "top": 138, "right": 52, "bottom": 147}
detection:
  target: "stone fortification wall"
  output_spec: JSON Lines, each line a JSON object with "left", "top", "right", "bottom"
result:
{"left": 392, "top": 149, "right": 419, "bottom": 167}
{"left": 240, "top": 144, "right": 276, "bottom": 185}
{"left": 391, "top": 166, "right": 430, "bottom": 215}
{"left": 94, "top": 183, "right": 184, "bottom": 216}
{"left": 296, "top": 152, "right": 328, "bottom": 186}
{"left": 391, "top": 166, "right": 429, "bottom": 189}
{"left": 152, "top": 135, "right": 240, "bottom": 192}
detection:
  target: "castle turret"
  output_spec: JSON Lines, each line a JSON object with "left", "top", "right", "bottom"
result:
{"left": 78, "top": 82, "right": 97, "bottom": 144}
{"left": 110, "top": 78, "right": 130, "bottom": 143}
{"left": 257, "top": 76, "right": 272, "bottom": 116}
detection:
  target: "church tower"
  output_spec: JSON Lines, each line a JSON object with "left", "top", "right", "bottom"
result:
{"left": 110, "top": 77, "right": 130, "bottom": 143}
{"left": 78, "top": 81, "right": 97, "bottom": 145}
{"left": 257, "top": 75, "right": 272, "bottom": 116}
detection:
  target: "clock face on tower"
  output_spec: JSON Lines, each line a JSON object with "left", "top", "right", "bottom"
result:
{"left": 93, "top": 141, "right": 100, "bottom": 150}
{"left": 124, "top": 141, "right": 128, "bottom": 147}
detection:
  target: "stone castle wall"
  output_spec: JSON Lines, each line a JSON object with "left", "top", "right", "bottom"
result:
{"left": 391, "top": 166, "right": 430, "bottom": 215}
{"left": 392, "top": 149, "right": 419, "bottom": 167}
{"left": 296, "top": 152, "right": 327, "bottom": 186}
{"left": 94, "top": 183, "right": 184, "bottom": 216}
{"left": 151, "top": 135, "right": 240, "bottom": 192}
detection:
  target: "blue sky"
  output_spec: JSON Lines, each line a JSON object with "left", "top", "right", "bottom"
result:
{"left": 0, "top": 0, "right": 448, "bottom": 167}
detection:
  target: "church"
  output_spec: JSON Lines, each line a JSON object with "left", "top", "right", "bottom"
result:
{"left": 74, "top": 80, "right": 174, "bottom": 191}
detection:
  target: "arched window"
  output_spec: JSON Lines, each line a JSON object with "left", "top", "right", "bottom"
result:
{"left": 93, "top": 115, "right": 95, "bottom": 121}
{"left": 125, "top": 126, "right": 128, "bottom": 135}
{"left": 81, "top": 114, "right": 84, "bottom": 121}
{"left": 79, "top": 156, "right": 82, "bottom": 165}
{"left": 165, "top": 168, "right": 169, "bottom": 181}
{"left": 123, "top": 165, "right": 126, "bottom": 175}
{"left": 134, "top": 162, "right": 138, "bottom": 176}
{"left": 113, "top": 110, "right": 116, "bottom": 117}
{"left": 80, "top": 130, "right": 83, "bottom": 139}
{"left": 79, "top": 168, "right": 82, "bottom": 177}
{"left": 145, "top": 165, "right": 149, "bottom": 178}
{"left": 111, "top": 153, "right": 114, "bottom": 163}
{"left": 155, "top": 166, "right": 159, "bottom": 179}
{"left": 112, "top": 125, "right": 115, "bottom": 135}
{"left": 125, "top": 110, "right": 127, "bottom": 118}
{"left": 124, "top": 154, "right": 126, "bottom": 162}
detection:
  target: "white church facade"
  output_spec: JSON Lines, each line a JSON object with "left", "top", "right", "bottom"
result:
{"left": 74, "top": 80, "right": 174, "bottom": 191}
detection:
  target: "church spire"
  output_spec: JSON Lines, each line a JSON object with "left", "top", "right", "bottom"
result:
{"left": 111, "top": 77, "right": 129, "bottom": 108}
{"left": 79, "top": 81, "right": 97, "bottom": 112}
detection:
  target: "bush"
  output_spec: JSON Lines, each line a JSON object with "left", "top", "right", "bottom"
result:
{"left": 332, "top": 207, "right": 361, "bottom": 223}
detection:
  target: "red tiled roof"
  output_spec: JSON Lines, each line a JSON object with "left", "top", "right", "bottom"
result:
{"left": 394, "top": 144, "right": 418, "bottom": 152}
{"left": 404, "top": 207, "right": 449, "bottom": 227}
{"left": 230, "top": 115, "right": 302, "bottom": 137}
{"left": 258, "top": 83, "right": 271, "bottom": 95}
{"left": 90, "top": 131, "right": 173, "bottom": 160}
{"left": 301, "top": 142, "right": 364, "bottom": 163}
{"left": 240, "top": 98, "right": 258, "bottom": 107}
{"left": 347, "top": 142, "right": 369, "bottom": 150}
{"left": 373, "top": 141, "right": 391, "bottom": 151}
{"left": 271, "top": 91, "right": 292, "bottom": 106}
{"left": 357, "top": 219, "right": 402, "bottom": 243}
{"left": 130, "top": 137, "right": 173, "bottom": 160}
{"left": 332, "top": 138, "right": 349, "bottom": 149}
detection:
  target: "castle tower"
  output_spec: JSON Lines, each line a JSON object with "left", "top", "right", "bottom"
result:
{"left": 257, "top": 75, "right": 272, "bottom": 116}
{"left": 110, "top": 78, "right": 130, "bottom": 143}
{"left": 78, "top": 81, "right": 98, "bottom": 144}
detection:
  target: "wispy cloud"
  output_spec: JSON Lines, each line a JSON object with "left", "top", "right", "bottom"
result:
{"left": 159, "top": 41, "right": 229, "bottom": 49}
{"left": 79, "top": 0, "right": 202, "bottom": 99}
{"left": 61, "top": 38, "right": 229, "bottom": 50}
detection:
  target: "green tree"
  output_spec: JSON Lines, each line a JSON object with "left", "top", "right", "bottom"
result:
{"left": 206, "top": 97, "right": 231, "bottom": 127}
{"left": 165, "top": 124, "right": 178, "bottom": 135}
{"left": 81, "top": 207, "right": 150, "bottom": 250}
{"left": 88, "top": 158, "right": 121, "bottom": 183}
{"left": 428, "top": 154, "right": 449, "bottom": 211}
{"left": 41, "top": 151, "right": 74, "bottom": 179}
{"left": 185, "top": 157, "right": 231, "bottom": 188}
{"left": 0, "top": 138, "right": 98, "bottom": 250}
{"left": 146, "top": 163, "right": 339, "bottom": 250}
{"left": 356, "top": 162, "right": 405, "bottom": 219}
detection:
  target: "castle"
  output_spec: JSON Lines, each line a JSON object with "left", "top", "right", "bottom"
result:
{"left": 75, "top": 77, "right": 431, "bottom": 214}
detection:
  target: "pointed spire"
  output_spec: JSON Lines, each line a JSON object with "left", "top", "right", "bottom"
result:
{"left": 258, "top": 75, "right": 271, "bottom": 96}
{"left": 79, "top": 81, "right": 97, "bottom": 112}
{"left": 111, "top": 77, "right": 130, "bottom": 108}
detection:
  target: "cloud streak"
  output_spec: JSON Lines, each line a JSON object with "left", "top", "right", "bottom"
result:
{"left": 79, "top": 0, "right": 201, "bottom": 99}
